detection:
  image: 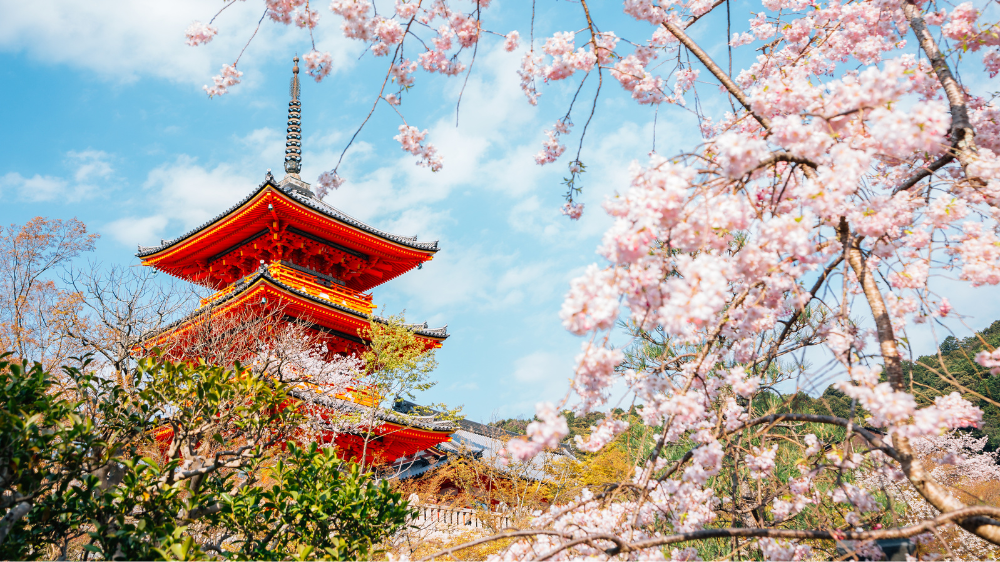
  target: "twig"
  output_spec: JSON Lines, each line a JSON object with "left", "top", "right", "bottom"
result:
{"left": 235, "top": 10, "right": 268, "bottom": 66}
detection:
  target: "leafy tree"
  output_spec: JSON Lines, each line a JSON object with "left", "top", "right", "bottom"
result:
{"left": 0, "top": 354, "right": 413, "bottom": 560}
{"left": 350, "top": 314, "right": 460, "bottom": 469}
{"left": 0, "top": 217, "right": 98, "bottom": 369}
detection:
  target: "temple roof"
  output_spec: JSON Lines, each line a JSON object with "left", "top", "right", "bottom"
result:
{"left": 137, "top": 173, "right": 439, "bottom": 257}
{"left": 291, "top": 388, "right": 455, "bottom": 433}
{"left": 149, "top": 262, "right": 448, "bottom": 344}
{"left": 136, "top": 173, "right": 440, "bottom": 291}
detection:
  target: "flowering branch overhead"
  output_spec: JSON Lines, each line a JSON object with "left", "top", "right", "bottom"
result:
{"left": 178, "top": 0, "right": 1000, "bottom": 555}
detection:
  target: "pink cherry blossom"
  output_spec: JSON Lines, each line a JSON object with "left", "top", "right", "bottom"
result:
{"left": 572, "top": 344, "right": 622, "bottom": 411}
{"left": 316, "top": 170, "right": 344, "bottom": 198}
{"left": 574, "top": 417, "right": 629, "bottom": 452}
{"left": 560, "top": 264, "right": 619, "bottom": 335}
{"left": 375, "top": 18, "right": 404, "bottom": 45}
{"left": 395, "top": 0, "right": 417, "bottom": 19}
{"left": 390, "top": 59, "right": 417, "bottom": 87}
{"left": 204, "top": 63, "right": 242, "bottom": 98}
{"left": 503, "top": 30, "right": 520, "bottom": 52}
{"left": 294, "top": 7, "right": 320, "bottom": 28}
{"left": 561, "top": 202, "right": 584, "bottom": 220}
{"left": 394, "top": 124, "right": 444, "bottom": 171}
{"left": 508, "top": 402, "right": 569, "bottom": 461}
{"left": 303, "top": 50, "right": 333, "bottom": 82}
{"left": 267, "top": 0, "right": 306, "bottom": 24}
{"left": 745, "top": 444, "right": 778, "bottom": 479}
{"left": 329, "top": 0, "right": 373, "bottom": 40}
{"left": 713, "top": 132, "right": 769, "bottom": 178}
{"left": 185, "top": 21, "right": 217, "bottom": 46}
{"left": 725, "top": 366, "right": 761, "bottom": 398}
{"left": 534, "top": 121, "right": 571, "bottom": 165}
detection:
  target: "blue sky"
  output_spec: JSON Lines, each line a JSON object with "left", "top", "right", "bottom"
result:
{"left": 2, "top": 1, "right": 998, "bottom": 421}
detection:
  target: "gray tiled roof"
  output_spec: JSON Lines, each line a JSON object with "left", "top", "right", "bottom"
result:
{"left": 289, "top": 388, "right": 454, "bottom": 432}
{"left": 136, "top": 171, "right": 440, "bottom": 257}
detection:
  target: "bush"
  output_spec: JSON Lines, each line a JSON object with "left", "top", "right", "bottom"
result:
{"left": 0, "top": 354, "right": 413, "bottom": 560}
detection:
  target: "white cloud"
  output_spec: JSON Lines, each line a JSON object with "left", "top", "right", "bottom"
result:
{"left": 68, "top": 149, "right": 114, "bottom": 183}
{"left": 1, "top": 149, "right": 114, "bottom": 202}
{"left": 493, "top": 350, "right": 574, "bottom": 413}
{"left": 104, "top": 215, "right": 169, "bottom": 249}
{"left": 137, "top": 156, "right": 257, "bottom": 235}
{"left": 0, "top": 1, "right": 355, "bottom": 87}
{"left": 2, "top": 172, "right": 67, "bottom": 202}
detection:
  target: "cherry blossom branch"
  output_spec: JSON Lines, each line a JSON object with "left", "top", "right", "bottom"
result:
{"left": 843, "top": 218, "right": 1000, "bottom": 545}
{"left": 726, "top": 412, "right": 894, "bottom": 455}
{"left": 208, "top": 0, "right": 238, "bottom": 25}
{"left": 661, "top": 21, "right": 771, "bottom": 132}
{"left": 756, "top": 255, "right": 843, "bottom": 375}
{"left": 893, "top": 153, "right": 955, "bottom": 194}
{"left": 683, "top": 0, "right": 728, "bottom": 27}
{"left": 454, "top": 1, "right": 481, "bottom": 126}
{"left": 417, "top": 530, "right": 571, "bottom": 561}
{"left": 331, "top": 11, "right": 422, "bottom": 175}
{"left": 901, "top": 1, "right": 981, "bottom": 182}
{"left": 235, "top": 9, "right": 268, "bottom": 66}
{"left": 601, "top": 506, "right": 1000, "bottom": 555}
{"left": 427, "top": 506, "right": 1000, "bottom": 561}
{"left": 753, "top": 152, "right": 819, "bottom": 171}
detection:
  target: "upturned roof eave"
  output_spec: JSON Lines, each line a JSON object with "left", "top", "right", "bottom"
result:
{"left": 135, "top": 172, "right": 441, "bottom": 260}
{"left": 145, "top": 266, "right": 448, "bottom": 342}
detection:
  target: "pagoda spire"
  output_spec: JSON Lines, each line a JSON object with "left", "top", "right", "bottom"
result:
{"left": 284, "top": 56, "right": 302, "bottom": 177}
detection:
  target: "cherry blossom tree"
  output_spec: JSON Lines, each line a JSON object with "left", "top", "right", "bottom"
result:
{"left": 181, "top": 0, "right": 1000, "bottom": 557}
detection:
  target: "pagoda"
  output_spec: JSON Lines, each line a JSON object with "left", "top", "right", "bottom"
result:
{"left": 138, "top": 57, "right": 453, "bottom": 465}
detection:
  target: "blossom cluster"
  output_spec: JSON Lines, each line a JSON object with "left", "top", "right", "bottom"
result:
{"left": 185, "top": 21, "right": 217, "bottom": 46}
{"left": 505, "top": 402, "right": 569, "bottom": 461}
{"left": 393, "top": 125, "right": 443, "bottom": 171}
{"left": 204, "top": 63, "right": 242, "bottom": 98}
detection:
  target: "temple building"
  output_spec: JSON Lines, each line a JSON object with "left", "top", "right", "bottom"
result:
{"left": 139, "top": 58, "right": 453, "bottom": 465}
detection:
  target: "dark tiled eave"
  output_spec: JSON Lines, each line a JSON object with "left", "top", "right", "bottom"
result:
{"left": 290, "top": 388, "right": 454, "bottom": 432}
{"left": 136, "top": 172, "right": 440, "bottom": 258}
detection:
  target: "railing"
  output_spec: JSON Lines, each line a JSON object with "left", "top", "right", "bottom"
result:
{"left": 267, "top": 263, "right": 375, "bottom": 314}
{"left": 408, "top": 504, "right": 512, "bottom": 530}
{"left": 198, "top": 262, "right": 375, "bottom": 315}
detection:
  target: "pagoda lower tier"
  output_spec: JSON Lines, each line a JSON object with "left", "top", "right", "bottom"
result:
{"left": 294, "top": 390, "right": 454, "bottom": 466}
{"left": 144, "top": 261, "right": 452, "bottom": 465}
{"left": 152, "top": 392, "right": 454, "bottom": 467}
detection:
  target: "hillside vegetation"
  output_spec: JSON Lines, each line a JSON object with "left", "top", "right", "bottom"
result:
{"left": 791, "top": 320, "right": 1000, "bottom": 450}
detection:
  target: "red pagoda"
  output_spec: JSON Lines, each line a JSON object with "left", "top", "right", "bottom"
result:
{"left": 138, "top": 58, "right": 453, "bottom": 465}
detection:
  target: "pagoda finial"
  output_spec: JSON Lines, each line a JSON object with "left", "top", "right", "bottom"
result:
{"left": 284, "top": 56, "right": 302, "bottom": 176}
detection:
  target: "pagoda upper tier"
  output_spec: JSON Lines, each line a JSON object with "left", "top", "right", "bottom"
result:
{"left": 137, "top": 172, "right": 439, "bottom": 292}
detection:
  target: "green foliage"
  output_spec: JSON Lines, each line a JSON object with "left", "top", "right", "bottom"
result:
{"left": 223, "top": 442, "right": 412, "bottom": 560}
{"left": 0, "top": 354, "right": 414, "bottom": 560}
{"left": 0, "top": 354, "right": 99, "bottom": 559}
{"left": 900, "top": 321, "right": 1000, "bottom": 450}
{"left": 788, "top": 320, "right": 1000, "bottom": 449}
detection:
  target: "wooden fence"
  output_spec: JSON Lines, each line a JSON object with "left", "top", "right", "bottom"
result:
{"left": 409, "top": 504, "right": 512, "bottom": 530}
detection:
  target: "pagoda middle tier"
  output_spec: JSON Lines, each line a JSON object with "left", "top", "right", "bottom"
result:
{"left": 137, "top": 173, "right": 439, "bottom": 292}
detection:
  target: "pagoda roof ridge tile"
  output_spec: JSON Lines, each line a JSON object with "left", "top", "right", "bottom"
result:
{"left": 135, "top": 171, "right": 440, "bottom": 258}
{"left": 280, "top": 185, "right": 439, "bottom": 250}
